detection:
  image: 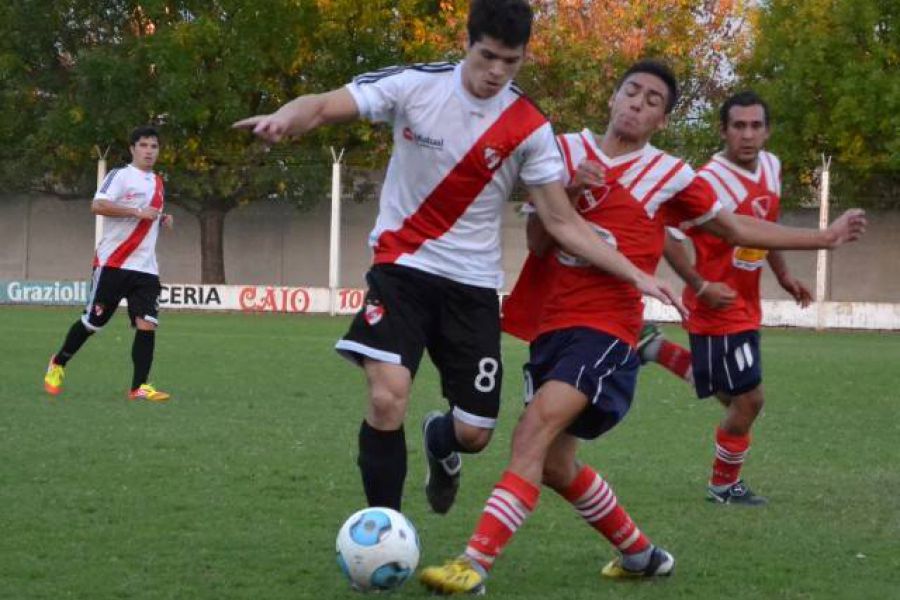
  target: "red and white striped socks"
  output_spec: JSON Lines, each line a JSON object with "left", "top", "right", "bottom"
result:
{"left": 710, "top": 427, "right": 750, "bottom": 488}
{"left": 656, "top": 340, "right": 694, "bottom": 383}
{"left": 560, "top": 465, "right": 651, "bottom": 555}
{"left": 464, "top": 470, "right": 539, "bottom": 571}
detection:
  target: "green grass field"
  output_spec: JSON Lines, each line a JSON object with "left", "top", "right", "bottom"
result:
{"left": 1, "top": 307, "right": 898, "bottom": 599}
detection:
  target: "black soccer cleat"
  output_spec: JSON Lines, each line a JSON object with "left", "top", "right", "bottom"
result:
{"left": 422, "top": 410, "right": 462, "bottom": 514}
{"left": 707, "top": 479, "right": 768, "bottom": 506}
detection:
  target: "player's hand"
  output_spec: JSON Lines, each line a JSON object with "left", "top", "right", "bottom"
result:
{"left": 232, "top": 113, "right": 292, "bottom": 144}
{"left": 825, "top": 208, "right": 866, "bottom": 247}
{"left": 134, "top": 207, "right": 161, "bottom": 220}
{"left": 778, "top": 275, "right": 813, "bottom": 307}
{"left": 565, "top": 160, "right": 606, "bottom": 200}
{"left": 697, "top": 281, "right": 737, "bottom": 309}
{"left": 161, "top": 213, "right": 174, "bottom": 229}
{"left": 635, "top": 272, "right": 688, "bottom": 320}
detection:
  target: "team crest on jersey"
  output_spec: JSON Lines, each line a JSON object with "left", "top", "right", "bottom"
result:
{"left": 364, "top": 301, "right": 385, "bottom": 326}
{"left": 750, "top": 195, "right": 771, "bottom": 219}
{"left": 484, "top": 147, "right": 503, "bottom": 171}
{"left": 576, "top": 185, "right": 610, "bottom": 213}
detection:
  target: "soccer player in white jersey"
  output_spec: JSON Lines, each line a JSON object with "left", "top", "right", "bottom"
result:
{"left": 640, "top": 91, "right": 817, "bottom": 505}
{"left": 44, "top": 126, "right": 173, "bottom": 402}
{"left": 233, "top": 0, "right": 684, "bottom": 514}
{"left": 418, "top": 62, "right": 866, "bottom": 594}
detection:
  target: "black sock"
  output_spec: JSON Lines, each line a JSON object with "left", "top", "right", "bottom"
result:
{"left": 54, "top": 320, "right": 93, "bottom": 366}
{"left": 357, "top": 420, "right": 407, "bottom": 510}
{"left": 426, "top": 411, "right": 465, "bottom": 460}
{"left": 131, "top": 329, "right": 155, "bottom": 390}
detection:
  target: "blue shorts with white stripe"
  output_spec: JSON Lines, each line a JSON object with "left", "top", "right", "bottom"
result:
{"left": 523, "top": 327, "right": 639, "bottom": 440}
{"left": 688, "top": 330, "right": 762, "bottom": 399}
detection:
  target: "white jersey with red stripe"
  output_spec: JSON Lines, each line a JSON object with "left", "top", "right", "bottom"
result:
{"left": 503, "top": 130, "right": 720, "bottom": 346}
{"left": 93, "top": 163, "right": 164, "bottom": 275}
{"left": 680, "top": 151, "right": 783, "bottom": 335}
{"left": 346, "top": 62, "right": 563, "bottom": 289}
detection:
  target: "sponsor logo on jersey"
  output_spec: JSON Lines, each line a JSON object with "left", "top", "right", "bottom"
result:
{"left": 402, "top": 127, "right": 444, "bottom": 149}
{"left": 364, "top": 302, "right": 385, "bottom": 326}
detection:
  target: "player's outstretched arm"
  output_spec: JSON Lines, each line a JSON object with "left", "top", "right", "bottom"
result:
{"left": 232, "top": 88, "right": 360, "bottom": 143}
{"left": 528, "top": 180, "right": 687, "bottom": 317}
{"left": 664, "top": 230, "right": 735, "bottom": 309}
{"left": 702, "top": 208, "right": 866, "bottom": 250}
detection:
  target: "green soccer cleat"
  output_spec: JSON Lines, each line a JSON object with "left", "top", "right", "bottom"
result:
{"left": 602, "top": 546, "right": 675, "bottom": 579}
{"left": 419, "top": 557, "right": 486, "bottom": 595}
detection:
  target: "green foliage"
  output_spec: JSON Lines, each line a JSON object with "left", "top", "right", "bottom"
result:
{"left": 742, "top": 0, "right": 900, "bottom": 207}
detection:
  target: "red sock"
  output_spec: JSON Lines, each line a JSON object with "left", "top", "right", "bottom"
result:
{"left": 464, "top": 471, "right": 539, "bottom": 571}
{"left": 710, "top": 427, "right": 750, "bottom": 487}
{"left": 560, "top": 465, "right": 650, "bottom": 554}
{"left": 657, "top": 340, "right": 693, "bottom": 383}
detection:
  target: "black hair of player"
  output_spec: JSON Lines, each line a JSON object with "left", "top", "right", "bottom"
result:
{"left": 130, "top": 125, "right": 160, "bottom": 146}
{"left": 720, "top": 91, "right": 770, "bottom": 128}
{"left": 467, "top": 0, "right": 533, "bottom": 49}
{"left": 616, "top": 60, "right": 679, "bottom": 114}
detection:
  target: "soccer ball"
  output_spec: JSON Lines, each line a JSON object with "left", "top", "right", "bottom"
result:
{"left": 335, "top": 507, "right": 420, "bottom": 592}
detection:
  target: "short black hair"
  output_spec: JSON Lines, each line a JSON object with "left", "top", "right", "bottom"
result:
{"left": 129, "top": 125, "right": 160, "bottom": 146}
{"left": 616, "top": 59, "right": 679, "bottom": 114}
{"left": 720, "top": 91, "right": 770, "bottom": 128}
{"left": 467, "top": 0, "right": 533, "bottom": 48}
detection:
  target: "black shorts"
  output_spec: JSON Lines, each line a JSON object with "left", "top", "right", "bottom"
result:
{"left": 335, "top": 264, "right": 502, "bottom": 429}
{"left": 689, "top": 330, "right": 762, "bottom": 398}
{"left": 524, "top": 327, "right": 639, "bottom": 440}
{"left": 82, "top": 267, "right": 161, "bottom": 331}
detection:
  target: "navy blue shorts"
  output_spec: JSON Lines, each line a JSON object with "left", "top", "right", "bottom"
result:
{"left": 689, "top": 330, "right": 762, "bottom": 399}
{"left": 523, "top": 327, "right": 638, "bottom": 440}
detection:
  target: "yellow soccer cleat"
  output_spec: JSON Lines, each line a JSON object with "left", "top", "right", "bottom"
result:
{"left": 601, "top": 546, "right": 675, "bottom": 579}
{"left": 44, "top": 356, "right": 65, "bottom": 395}
{"left": 419, "top": 557, "right": 486, "bottom": 595}
{"left": 128, "top": 383, "right": 171, "bottom": 403}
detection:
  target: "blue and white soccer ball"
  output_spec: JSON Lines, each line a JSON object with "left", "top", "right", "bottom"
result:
{"left": 335, "top": 507, "right": 420, "bottom": 592}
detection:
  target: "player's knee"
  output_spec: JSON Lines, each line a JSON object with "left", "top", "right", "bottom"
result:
{"left": 367, "top": 387, "right": 408, "bottom": 426}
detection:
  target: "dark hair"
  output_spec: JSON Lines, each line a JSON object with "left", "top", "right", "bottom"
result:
{"left": 616, "top": 59, "right": 679, "bottom": 114}
{"left": 720, "top": 91, "right": 770, "bottom": 128}
{"left": 129, "top": 125, "right": 160, "bottom": 146}
{"left": 467, "top": 0, "right": 533, "bottom": 48}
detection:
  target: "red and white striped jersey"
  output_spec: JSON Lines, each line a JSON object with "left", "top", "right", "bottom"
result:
{"left": 346, "top": 62, "right": 563, "bottom": 289}
{"left": 680, "top": 151, "right": 782, "bottom": 335}
{"left": 503, "top": 130, "right": 720, "bottom": 346}
{"left": 93, "top": 164, "right": 164, "bottom": 275}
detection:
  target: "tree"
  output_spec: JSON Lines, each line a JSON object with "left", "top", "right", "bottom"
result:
{"left": 523, "top": 0, "right": 755, "bottom": 164}
{"left": 0, "top": 0, "right": 462, "bottom": 283}
{"left": 741, "top": 0, "right": 899, "bottom": 207}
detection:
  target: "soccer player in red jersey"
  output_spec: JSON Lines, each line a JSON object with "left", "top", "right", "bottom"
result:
{"left": 234, "top": 0, "right": 681, "bottom": 515}
{"left": 640, "top": 91, "right": 817, "bottom": 505}
{"left": 419, "top": 65, "right": 865, "bottom": 593}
